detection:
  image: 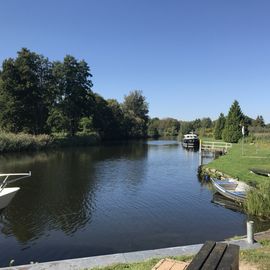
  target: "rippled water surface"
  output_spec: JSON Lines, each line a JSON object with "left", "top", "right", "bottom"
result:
{"left": 0, "top": 140, "right": 269, "bottom": 266}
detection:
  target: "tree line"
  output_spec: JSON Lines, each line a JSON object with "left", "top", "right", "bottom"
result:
{"left": 148, "top": 101, "right": 268, "bottom": 143}
{"left": 0, "top": 48, "right": 268, "bottom": 144}
{"left": 0, "top": 48, "right": 149, "bottom": 140}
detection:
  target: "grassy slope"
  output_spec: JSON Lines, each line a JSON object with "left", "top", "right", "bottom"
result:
{"left": 204, "top": 141, "right": 270, "bottom": 186}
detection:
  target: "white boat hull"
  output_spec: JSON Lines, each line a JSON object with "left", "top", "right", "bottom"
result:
{"left": 210, "top": 178, "right": 247, "bottom": 203}
{"left": 0, "top": 187, "right": 20, "bottom": 210}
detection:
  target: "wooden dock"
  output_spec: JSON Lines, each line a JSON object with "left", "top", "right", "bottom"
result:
{"left": 199, "top": 140, "right": 232, "bottom": 165}
{"left": 200, "top": 140, "right": 232, "bottom": 154}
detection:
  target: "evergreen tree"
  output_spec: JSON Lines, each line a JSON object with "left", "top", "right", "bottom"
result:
{"left": 222, "top": 100, "right": 244, "bottom": 143}
{"left": 253, "top": 115, "right": 265, "bottom": 127}
{"left": 214, "top": 113, "right": 226, "bottom": 140}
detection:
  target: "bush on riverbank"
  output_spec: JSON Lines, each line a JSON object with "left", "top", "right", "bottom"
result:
{"left": 0, "top": 132, "right": 100, "bottom": 153}
{"left": 52, "top": 132, "right": 100, "bottom": 147}
{"left": 244, "top": 182, "right": 270, "bottom": 218}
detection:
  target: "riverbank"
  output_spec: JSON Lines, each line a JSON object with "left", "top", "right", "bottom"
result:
{"left": 200, "top": 141, "right": 270, "bottom": 186}
{"left": 200, "top": 140, "right": 270, "bottom": 218}
{"left": 0, "top": 238, "right": 261, "bottom": 270}
{"left": 0, "top": 132, "right": 100, "bottom": 153}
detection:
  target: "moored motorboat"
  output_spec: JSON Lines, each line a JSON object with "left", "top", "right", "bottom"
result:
{"left": 0, "top": 172, "right": 31, "bottom": 210}
{"left": 210, "top": 178, "right": 250, "bottom": 203}
{"left": 182, "top": 133, "right": 199, "bottom": 149}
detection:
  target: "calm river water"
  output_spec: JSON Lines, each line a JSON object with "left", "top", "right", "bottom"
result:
{"left": 0, "top": 140, "right": 269, "bottom": 266}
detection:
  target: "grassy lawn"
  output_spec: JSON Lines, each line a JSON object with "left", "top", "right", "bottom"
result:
{"left": 203, "top": 141, "right": 270, "bottom": 186}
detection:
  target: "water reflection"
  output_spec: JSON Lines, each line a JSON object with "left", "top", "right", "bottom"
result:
{"left": 0, "top": 141, "right": 269, "bottom": 266}
{"left": 0, "top": 143, "right": 148, "bottom": 245}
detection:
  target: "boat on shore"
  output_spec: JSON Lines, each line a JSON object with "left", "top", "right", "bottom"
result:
{"left": 0, "top": 172, "right": 31, "bottom": 210}
{"left": 250, "top": 168, "right": 270, "bottom": 177}
{"left": 182, "top": 133, "right": 199, "bottom": 149}
{"left": 210, "top": 178, "right": 250, "bottom": 203}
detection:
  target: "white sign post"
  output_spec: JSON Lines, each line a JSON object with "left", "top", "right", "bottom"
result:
{"left": 242, "top": 126, "right": 245, "bottom": 156}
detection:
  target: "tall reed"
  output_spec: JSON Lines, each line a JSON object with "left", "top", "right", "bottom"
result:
{"left": 0, "top": 133, "right": 53, "bottom": 152}
{"left": 244, "top": 182, "right": 270, "bottom": 218}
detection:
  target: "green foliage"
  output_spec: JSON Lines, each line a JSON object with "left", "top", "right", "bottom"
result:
{"left": 92, "top": 95, "right": 125, "bottom": 139}
{"left": 252, "top": 115, "right": 265, "bottom": 127}
{"left": 46, "top": 108, "right": 69, "bottom": 133}
{"left": 53, "top": 133, "right": 100, "bottom": 147}
{"left": 51, "top": 55, "right": 94, "bottom": 136}
{"left": 200, "top": 117, "right": 212, "bottom": 128}
{"left": 179, "top": 121, "right": 193, "bottom": 137}
{"left": 122, "top": 90, "right": 149, "bottom": 138}
{"left": 148, "top": 118, "right": 180, "bottom": 137}
{"left": 244, "top": 182, "right": 270, "bottom": 218}
{"left": 0, "top": 49, "right": 152, "bottom": 142}
{"left": 222, "top": 100, "right": 244, "bottom": 143}
{"left": 214, "top": 113, "right": 226, "bottom": 140}
{"left": 0, "top": 48, "right": 53, "bottom": 134}
{"left": 79, "top": 117, "right": 94, "bottom": 134}
{"left": 0, "top": 132, "right": 52, "bottom": 152}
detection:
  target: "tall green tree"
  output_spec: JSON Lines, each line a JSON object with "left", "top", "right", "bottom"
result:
{"left": 92, "top": 95, "right": 125, "bottom": 139}
{"left": 0, "top": 48, "right": 53, "bottom": 134}
{"left": 214, "top": 113, "right": 226, "bottom": 140}
{"left": 51, "top": 55, "right": 94, "bottom": 135}
{"left": 122, "top": 90, "right": 149, "bottom": 138}
{"left": 179, "top": 121, "right": 194, "bottom": 137}
{"left": 222, "top": 100, "right": 244, "bottom": 143}
{"left": 253, "top": 115, "right": 265, "bottom": 127}
{"left": 201, "top": 117, "right": 212, "bottom": 128}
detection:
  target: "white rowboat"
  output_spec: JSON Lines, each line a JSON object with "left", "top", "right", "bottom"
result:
{"left": 210, "top": 178, "right": 250, "bottom": 203}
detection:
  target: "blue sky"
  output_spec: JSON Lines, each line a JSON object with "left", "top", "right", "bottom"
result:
{"left": 0, "top": 0, "right": 270, "bottom": 122}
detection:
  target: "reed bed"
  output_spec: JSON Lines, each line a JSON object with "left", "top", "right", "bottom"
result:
{"left": 0, "top": 133, "right": 52, "bottom": 152}
{"left": 0, "top": 132, "right": 100, "bottom": 153}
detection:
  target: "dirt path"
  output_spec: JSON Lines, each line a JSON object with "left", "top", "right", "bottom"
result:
{"left": 240, "top": 261, "right": 258, "bottom": 270}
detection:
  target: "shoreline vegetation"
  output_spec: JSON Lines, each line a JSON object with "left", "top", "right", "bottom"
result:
{"left": 0, "top": 132, "right": 100, "bottom": 153}
{"left": 200, "top": 141, "right": 270, "bottom": 218}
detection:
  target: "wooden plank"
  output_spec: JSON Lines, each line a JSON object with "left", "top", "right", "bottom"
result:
{"left": 201, "top": 243, "right": 227, "bottom": 270}
{"left": 217, "top": 244, "right": 239, "bottom": 270}
{"left": 186, "top": 241, "right": 216, "bottom": 270}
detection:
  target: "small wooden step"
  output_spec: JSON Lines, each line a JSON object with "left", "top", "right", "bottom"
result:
{"left": 152, "top": 258, "right": 189, "bottom": 270}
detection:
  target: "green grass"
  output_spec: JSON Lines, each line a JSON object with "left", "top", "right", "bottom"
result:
{"left": 200, "top": 137, "right": 223, "bottom": 142}
{"left": 240, "top": 240, "right": 270, "bottom": 270}
{"left": 203, "top": 140, "right": 270, "bottom": 217}
{"left": 90, "top": 256, "right": 193, "bottom": 270}
{"left": 203, "top": 141, "right": 270, "bottom": 186}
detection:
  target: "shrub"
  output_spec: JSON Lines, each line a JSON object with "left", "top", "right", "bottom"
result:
{"left": 244, "top": 182, "right": 270, "bottom": 218}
